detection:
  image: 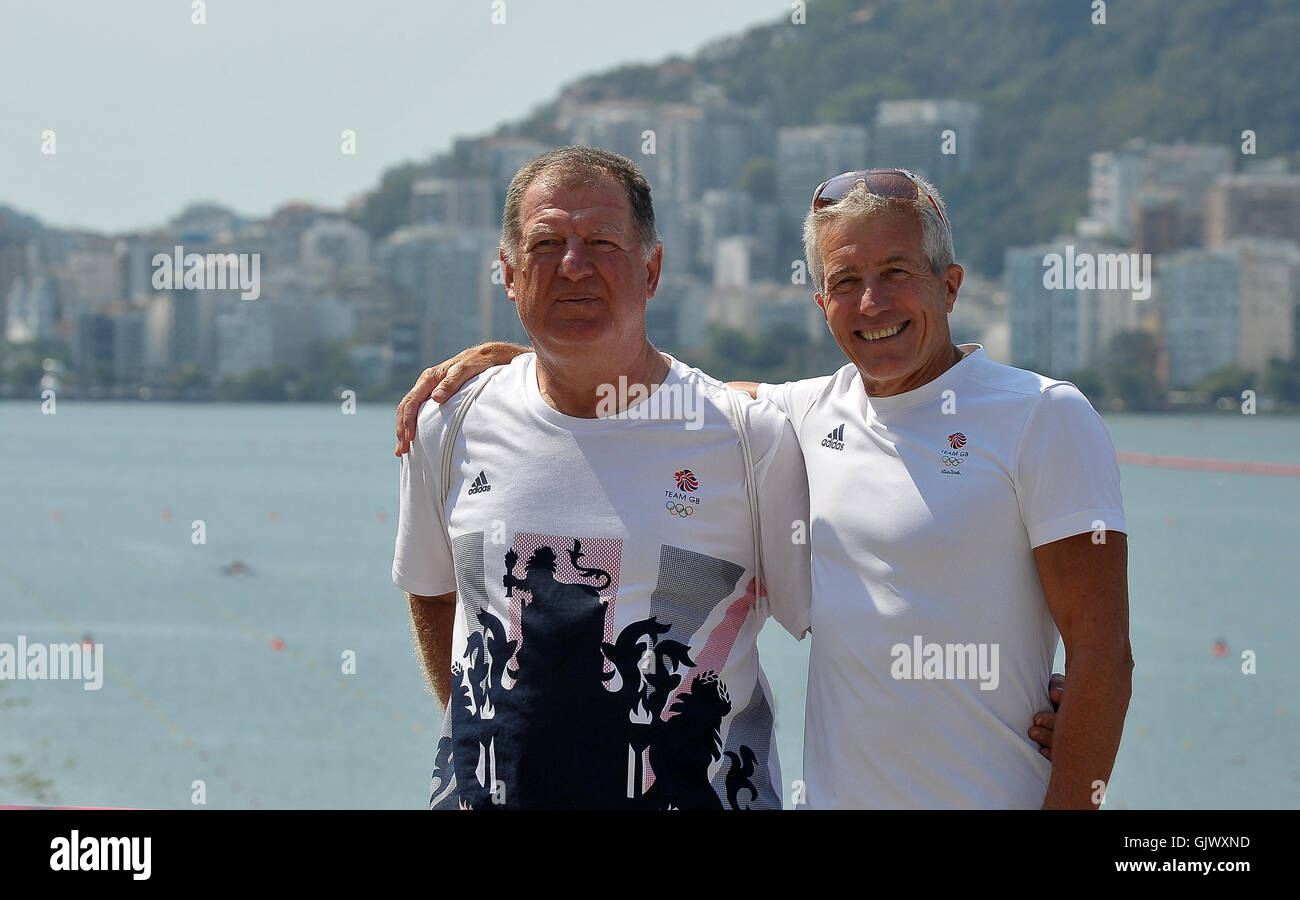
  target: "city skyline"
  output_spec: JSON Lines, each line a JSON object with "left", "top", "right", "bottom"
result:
{"left": 3, "top": 0, "right": 1297, "bottom": 409}
{"left": 0, "top": 0, "right": 786, "bottom": 233}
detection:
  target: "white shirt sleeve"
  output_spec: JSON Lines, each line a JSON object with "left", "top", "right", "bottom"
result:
{"left": 392, "top": 406, "right": 457, "bottom": 597}
{"left": 756, "top": 381, "right": 801, "bottom": 429}
{"left": 1015, "top": 383, "right": 1127, "bottom": 548}
{"left": 746, "top": 400, "right": 813, "bottom": 639}
{"left": 757, "top": 375, "right": 834, "bottom": 434}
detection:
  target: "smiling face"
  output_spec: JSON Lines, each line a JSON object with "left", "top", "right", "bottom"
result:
{"left": 814, "top": 209, "right": 964, "bottom": 397}
{"left": 502, "top": 173, "right": 661, "bottom": 357}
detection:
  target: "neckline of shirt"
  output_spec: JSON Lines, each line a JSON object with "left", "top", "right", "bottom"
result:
{"left": 523, "top": 351, "right": 686, "bottom": 431}
{"left": 862, "top": 343, "right": 987, "bottom": 415}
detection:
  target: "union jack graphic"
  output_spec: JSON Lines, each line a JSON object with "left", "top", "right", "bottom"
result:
{"left": 674, "top": 469, "right": 699, "bottom": 492}
{"left": 948, "top": 433, "right": 966, "bottom": 450}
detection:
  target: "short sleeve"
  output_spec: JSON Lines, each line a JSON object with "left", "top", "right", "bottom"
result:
{"left": 756, "top": 374, "right": 834, "bottom": 434}
{"left": 392, "top": 405, "right": 457, "bottom": 597}
{"left": 1015, "top": 383, "right": 1127, "bottom": 548}
{"left": 746, "top": 400, "right": 813, "bottom": 639}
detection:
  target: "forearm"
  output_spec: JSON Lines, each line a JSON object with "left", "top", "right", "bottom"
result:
{"left": 1041, "top": 647, "right": 1133, "bottom": 809}
{"left": 407, "top": 592, "right": 456, "bottom": 709}
{"left": 728, "top": 381, "right": 759, "bottom": 399}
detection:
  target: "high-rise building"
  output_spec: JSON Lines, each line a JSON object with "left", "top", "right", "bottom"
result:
{"left": 872, "top": 100, "right": 980, "bottom": 180}
{"left": 1135, "top": 144, "right": 1234, "bottom": 252}
{"left": 1080, "top": 144, "right": 1144, "bottom": 241}
{"left": 262, "top": 203, "right": 330, "bottom": 270}
{"left": 214, "top": 289, "right": 356, "bottom": 379}
{"left": 451, "top": 136, "right": 551, "bottom": 216}
{"left": 55, "top": 243, "right": 122, "bottom": 318}
{"left": 4, "top": 272, "right": 58, "bottom": 343}
{"left": 75, "top": 311, "right": 114, "bottom": 374}
{"left": 299, "top": 218, "right": 372, "bottom": 285}
{"left": 1204, "top": 173, "right": 1300, "bottom": 248}
{"left": 411, "top": 178, "right": 496, "bottom": 230}
{"left": 1133, "top": 191, "right": 1188, "bottom": 257}
{"left": 690, "top": 188, "right": 779, "bottom": 281}
{"left": 1160, "top": 247, "right": 1241, "bottom": 387}
{"left": 561, "top": 100, "right": 657, "bottom": 166}
{"left": 1236, "top": 240, "right": 1300, "bottom": 375}
{"left": 1005, "top": 240, "right": 1140, "bottom": 377}
{"left": 1080, "top": 140, "right": 1233, "bottom": 251}
{"left": 74, "top": 304, "right": 146, "bottom": 382}
{"left": 112, "top": 310, "right": 147, "bottom": 382}
{"left": 1159, "top": 240, "right": 1299, "bottom": 387}
{"left": 776, "top": 124, "right": 870, "bottom": 261}
{"left": 695, "top": 104, "right": 774, "bottom": 202}
{"left": 117, "top": 233, "right": 178, "bottom": 302}
{"left": 379, "top": 225, "right": 523, "bottom": 366}
{"left": 144, "top": 290, "right": 202, "bottom": 372}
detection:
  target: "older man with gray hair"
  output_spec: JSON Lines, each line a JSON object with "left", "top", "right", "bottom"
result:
{"left": 733, "top": 169, "right": 1132, "bottom": 809}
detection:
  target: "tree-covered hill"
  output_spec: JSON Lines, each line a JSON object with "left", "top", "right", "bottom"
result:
{"left": 552, "top": 0, "right": 1299, "bottom": 273}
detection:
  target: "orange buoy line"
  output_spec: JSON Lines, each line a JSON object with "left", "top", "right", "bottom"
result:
{"left": 1116, "top": 451, "right": 1300, "bottom": 478}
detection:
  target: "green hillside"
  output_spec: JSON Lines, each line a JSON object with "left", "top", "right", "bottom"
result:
{"left": 501, "top": 0, "right": 1300, "bottom": 274}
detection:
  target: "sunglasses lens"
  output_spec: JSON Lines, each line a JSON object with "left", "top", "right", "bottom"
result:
{"left": 816, "top": 173, "right": 859, "bottom": 206}
{"left": 813, "top": 170, "right": 921, "bottom": 209}
{"left": 862, "top": 171, "right": 921, "bottom": 200}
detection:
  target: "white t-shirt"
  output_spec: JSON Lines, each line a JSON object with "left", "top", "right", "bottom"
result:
{"left": 760, "top": 345, "right": 1126, "bottom": 809}
{"left": 394, "top": 353, "right": 811, "bottom": 810}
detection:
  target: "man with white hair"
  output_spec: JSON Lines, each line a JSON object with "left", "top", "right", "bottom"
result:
{"left": 734, "top": 169, "right": 1131, "bottom": 809}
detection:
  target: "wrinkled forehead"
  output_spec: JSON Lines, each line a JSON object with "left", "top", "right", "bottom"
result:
{"left": 819, "top": 208, "right": 926, "bottom": 262}
{"left": 520, "top": 171, "right": 634, "bottom": 231}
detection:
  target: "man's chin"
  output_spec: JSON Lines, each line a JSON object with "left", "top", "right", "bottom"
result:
{"left": 537, "top": 322, "right": 617, "bottom": 349}
{"left": 844, "top": 352, "right": 914, "bottom": 388}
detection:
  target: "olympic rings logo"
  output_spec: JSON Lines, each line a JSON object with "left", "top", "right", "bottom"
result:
{"left": 942, "top": 456, "right": 963, "bottom": 467}
{"left": 666, "top": 501, "right": 694, "bottom": 517}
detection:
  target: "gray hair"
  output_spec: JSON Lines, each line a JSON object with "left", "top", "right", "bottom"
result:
{"left": 802, "top": 172, "right": 955, "bottom": 292}
{"left": 500, "top": 145, "right": 660, "bottom": 267}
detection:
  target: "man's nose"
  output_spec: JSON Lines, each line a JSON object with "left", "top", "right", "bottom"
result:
{"left": 857, "top": 277, "right": 891, "bottom": 314}
{"left": 558, "top": 238, "right": 594, "bottom": 280}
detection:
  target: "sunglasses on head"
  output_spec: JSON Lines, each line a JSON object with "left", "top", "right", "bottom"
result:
{"left": 811, "top": 168, "right": 948, "bottom": 229}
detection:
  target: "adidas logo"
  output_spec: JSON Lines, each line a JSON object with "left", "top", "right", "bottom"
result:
{"left": 821, "top": 424, "right": 845, "bottom": 451}
{"left": 468, "top": 471, "right": 491, "bottom": 495}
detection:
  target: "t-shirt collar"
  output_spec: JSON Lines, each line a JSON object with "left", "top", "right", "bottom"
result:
{"left": 862, "top": 343, "right": 985, "bottom": 415}
{"left": 524, "top": 352, "right": 684, "bottom": 431}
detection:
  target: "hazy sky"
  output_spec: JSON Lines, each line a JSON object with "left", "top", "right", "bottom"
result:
{"left": 0, "top": 0, "right": 787, "bottom": 234}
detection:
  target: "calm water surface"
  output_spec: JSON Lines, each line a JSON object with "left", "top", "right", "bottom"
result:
{"left": 0, "top": 403, "right": 1295, "bottom": 808}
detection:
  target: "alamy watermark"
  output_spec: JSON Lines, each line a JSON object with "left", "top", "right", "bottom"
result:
{"left": 50, "top": 831, "right": 150, "bottom": 880}
{"left": 890, "top": 635, "right": 999, "bottom": 691}
{"left": 151, "top": 244, "right": 261, "bottom": 300}
{"left": 594, "top": 377, "right": 704, "bottom": 431}
{"left": 0, "top": 635, "right": 103, "bottom": 690}
{"left": 1042, "top": 245, "right": 1152, "bottom": 301}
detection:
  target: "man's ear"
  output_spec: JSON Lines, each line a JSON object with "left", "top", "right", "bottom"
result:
{"left": 644, "top": 242, "right": 664, "bottom": 299}
{"left": 943, "top": 263, "right": 964, "bottom": 314}
{"left": 815, "top": 291, "right": 829, "bottom": 318}
{"left": 501, "top": 248, "right": 518, "bottom": 304}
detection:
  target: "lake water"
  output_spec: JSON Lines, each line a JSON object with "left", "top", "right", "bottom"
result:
{"left": 1, "top": 402, "right": 1296, "bottom": 808}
